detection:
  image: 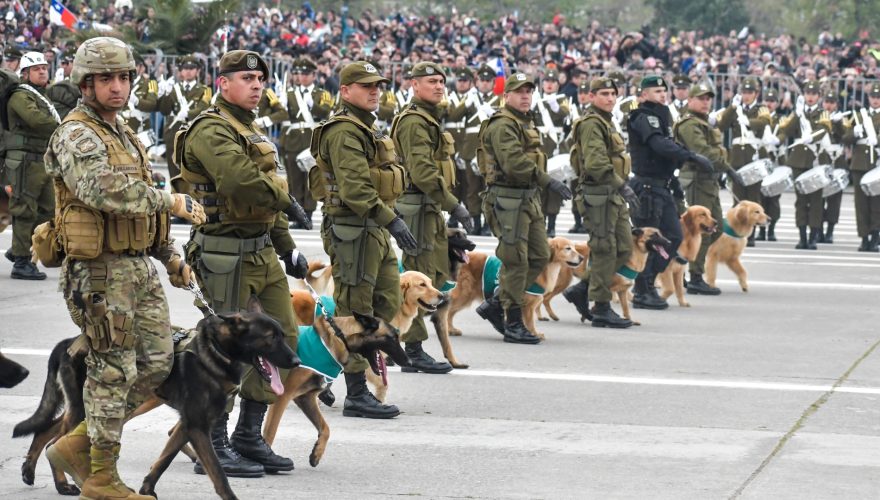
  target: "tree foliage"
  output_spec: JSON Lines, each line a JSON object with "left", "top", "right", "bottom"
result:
{"left": 647, "top": 0, "right": 750, "bottom": 35}
{"left": 137, "top": 0, "right": 240, "bottom": 54}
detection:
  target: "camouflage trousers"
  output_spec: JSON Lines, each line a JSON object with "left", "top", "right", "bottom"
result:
{"left": 62, "top": 255, "right": 173, "bottom": 449}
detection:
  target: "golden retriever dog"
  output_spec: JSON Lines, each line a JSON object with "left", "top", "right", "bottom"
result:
{"left": 523, "top": 237, "right": 585, "bottom": 339}
{"left": 706, "top": 200, "right": 769, "bottom": 292}
{"left": 657, "top": 205, "right": 717, "bottom": 307}
{"left": 538, "top": 241, "right": 590, "bottom": 321}
{"left": 611, "top": 227, "right": 671, "bottom": 325}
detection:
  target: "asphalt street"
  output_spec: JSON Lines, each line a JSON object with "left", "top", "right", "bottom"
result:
{"left": 0, "top": 188, "right": 878, "bottom": 500}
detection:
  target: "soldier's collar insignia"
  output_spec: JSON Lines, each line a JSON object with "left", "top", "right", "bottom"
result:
{"left": 246, "top": 55, "right": 258, "bottom": 69}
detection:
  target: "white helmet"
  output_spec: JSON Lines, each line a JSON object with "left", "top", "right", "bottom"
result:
{"left": 18, "top": 51, "right": 49, "bottom": 75}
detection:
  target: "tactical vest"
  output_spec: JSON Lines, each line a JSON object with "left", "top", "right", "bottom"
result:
{"left": 176, "top": 106, "right": 284, "bottom": 225}
{"left": 476, "top": 107, "right": 547, "bottom": 186}
{"left": 55, "top": 110, "right": 169, "bottom": 259}
{"left": 6, "top": 87, "right": 54, "bottom": 154}
{"left": 570, "top": 112, "right": 630, "bottom": 184}
{"left": 674, "top": 114, "right": 726, "bottom": 176}
{"left": 308, "top": 109, "right": 405, "bottom": 214}
{"left": 390, "top": 103, "right": 456, "bottom": 192}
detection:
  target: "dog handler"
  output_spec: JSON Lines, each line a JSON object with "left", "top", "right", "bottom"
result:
{"left": 391, "top": 61, "right": 472, "bottom": 373}
{"left": 42, "top": 36, "right": 205, "bottom": 499}
{"left": 310, "top": 61, "right": 417, "bottom": 417}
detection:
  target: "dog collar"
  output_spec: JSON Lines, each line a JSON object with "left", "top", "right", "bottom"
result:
{"left": 722, "top": 218, "right": 745, "bottom": 239}
{"left": 296, "top": 326, "right": 343, "bottom": 382}
{"left": 484, "top": 255, "right": 545, "bottom": 298}
{"left": 615, "top": 264, "right": 639, "bottom": 280}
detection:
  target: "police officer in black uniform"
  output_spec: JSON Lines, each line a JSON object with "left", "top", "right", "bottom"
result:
{"left": 626, "top": 75, "right": 714, "bottom": 310}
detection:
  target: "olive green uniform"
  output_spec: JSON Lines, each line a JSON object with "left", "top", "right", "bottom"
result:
{"left": 675, "top": 110, "right": 735, "bottom": 273}
{"left": 158, "top": 78, "right": 211, "bottom": 181}
{"left": 717, "top": 102, "right": 772, "bottom": 204}
{"left": 479, "top": 104, "right": 551, "bottom": 310}
{"left": 843, "top": 109, "right": 880, "bottom": 238}
{"left": 311, "top": 102, "right": 404, "bottom": 373}
{"left": 122, "top": 75, "right": 159, "bottom": 134}
{"left": 281, "top": 84, "right": 333, "bottom": 213}
{"left": 180, "top": 95, "right": 298, "bottom": 405}
{"left": 572, "top": 107, "right": 632, "bottom": 302}
{"left": 46, "top": 78, "right": 81, "bottom": 120}
{"left": 392, "top": 97, "right": 459, "bottom": 343}
{"left": 0, "top": 67, "right": 20, "bottom": 186}
{"left": 443, "top": 89, "right": 482, "bottom": 216}
{"left": 4, "top": 83, "right": 58, "bottom": 258}
{"left": 776, "top": 107, "right": 832, "bottom": 229}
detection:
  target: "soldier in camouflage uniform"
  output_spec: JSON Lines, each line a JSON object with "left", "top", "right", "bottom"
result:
{"left": 46, "top": 48, "right": 81, "bottom": 119}
{"left": 280, "top": 58, "right": 333, "bottom": 229}
{"left": 392, "top": 61, "right": 472, "bottom": 373}
{"left": 158, "top": 55, "right": 212, "bottom": 185}
{"left": 42, "top": 37, "right": 206, "bottom": 500}
{"left": 3, "top": 51, "right": 58, "bottom": 280}
{"left": 475, "top": 72, "right": 572, "bottom": 344}
{"left": 179, "top": 50, "right": 310, "bottom": 476}
{"left": 311, "top": 61, "right": 417, "bottom": 418}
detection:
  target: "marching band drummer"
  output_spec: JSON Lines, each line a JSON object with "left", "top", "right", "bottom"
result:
{"left": 842, "top": 82, "right": 880, "bottom": 252}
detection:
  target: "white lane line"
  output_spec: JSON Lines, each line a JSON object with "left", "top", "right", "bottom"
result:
{"left": 5, "top": 347, "right": 878, "bottom": 395}
{"left": 742, "top": 260, "right": 880, "bottom": 268}
{"left": 716, "top": 279, "right": 880, "bottom": 290}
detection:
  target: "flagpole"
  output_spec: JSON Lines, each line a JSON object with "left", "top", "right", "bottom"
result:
{"left": 223, "top": 10, "right": 228, "bottom": 54}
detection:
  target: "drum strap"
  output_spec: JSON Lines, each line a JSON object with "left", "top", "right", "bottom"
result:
{"left": 722, "top": 218, "right": 746, "bottom": 239}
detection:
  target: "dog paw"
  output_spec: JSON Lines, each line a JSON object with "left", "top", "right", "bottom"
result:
{"left": 309, "top": 453, "right": 320, "bottom": 468}
{"left": 139, "top": 485, "right": 157, "bottom": 498}
{"left": 681, "top": 302, "right": 691, "bottom": 308}
{"left": 538, "top": 317, "right": 549, "bottom": 322}
{"left": 742, "top": 287, "right": 748, "bottom": 292}
{"left": 449, "top": 329, "right": 462, "bottom": 336}
{"left": 451, "top": 362, "right": 469, "bottom": 369}
{"left": 549, "top": 315, "right": 559, "bottom": 321}
{"left": 56, "top": 483, "right": 80, "bottom": 496}
{"left": 21, "top": 463, "right": 34, "bottom": 486}
{"left": 536, "top": 333, "right": 546, "bottom": 340}
{"left": 633, "top": 321, "right": 642, "bottom": 326}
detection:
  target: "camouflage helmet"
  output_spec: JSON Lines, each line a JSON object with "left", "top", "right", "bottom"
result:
{"left": 71, "top": 37, "right": 136, "bottom": 85}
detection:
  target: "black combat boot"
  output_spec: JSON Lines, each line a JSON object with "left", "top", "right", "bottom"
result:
{"left": 479, "top": 219, "right": 491, "bottom": 236}
{"left": 230, "top": 399, "right": 294, "bottom": 473}
{"left": 304, "top": 211, "right": 314, "bottom": 230}
{"left": 590, "top": 302, "right": 632, "bottom": 329}
{"left": 869, "top": 231, "right": 880, "bottom": 252}
{"left": 562, "top": 280, "right": 593, "bottom": 322}
{"left": 476, "top": 289, "right": 505, "bottom": 334}
{"left": 807, "top": 227, "right": 819, "bottom": 250}
{"left": 342, "top": 371, "right": 400, "bottom": 419}
{"left": 317, "top": 384, "right": 335, "bottom": 407}
{"left": 194, "top": 412, "right": 264, "bottom": 477}
{"left": 546, "top": 215, "right": 556, "bottom": 237}
{"left": 401, "top": 342, "right": 452, "bottom": 374}
{"left": 632, "top": 274, "right": 668, "bottom": 310}
{"left": 4, "top": 248, "right": 13, "bottom": 263}
{"left": 756, "top": 226, "right": 767, "bottom": 241}
{"left": 470, "top": 214, "right": 482, "bottom": 236}
{"left": 11, "top": 256, "right": 46, "bottom": 280}
{"left": 823, "top": 223, "right": 835, "bottom": 244}
{"left": 502, "top": 307, "right": 541, "bottom": 344}
{"left": 686, "top": 273, "right": 721, "bottom": 295}
{"left": 795, "top": 226, "right": 809, "bottom": 249}
{"left": 859, "top": 235, "right": 872, "bottom": 252}
{"left": 568, "top": 213, "right": 584, "bottom": 234}
{"left": 747, "top": 228, "right": 756, "bottom": 247}
{"left": 767, "top": 221, "right": 777, "bottom": 241}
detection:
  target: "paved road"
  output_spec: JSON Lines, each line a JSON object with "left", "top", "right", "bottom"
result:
{"left": 1, "top": 189, "right": 878, "bottom": 499}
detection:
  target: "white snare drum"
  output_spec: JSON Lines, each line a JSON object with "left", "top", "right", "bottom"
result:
{"left": 296, "top": 149, "right": 316, "bottom": 172}
{"left": 794, "top": 165, "right": 832, "bottom": 194}
{"left": 737, "top": 159, "right": 772, "bottom": 186}
{"left": 136, "top": 130, "right": 157, "bottom": 149}
{"left": 860, "top": 167, "right": 880, "bottom": 196}
{"left": 822, "top": 169, "right": 850, "bottom": 198}
{"left": 547, "top": 153, "right": 575, "bottom": 182}
{"left": 761, "top": 166, "right": 793, "bottom": 197}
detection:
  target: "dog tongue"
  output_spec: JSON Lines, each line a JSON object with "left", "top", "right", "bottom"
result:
{"left": 262, "top": 357, "right": 284, "bottom": 396}
{"left": 657, "top": 246, "right": 669, "bottom": 260}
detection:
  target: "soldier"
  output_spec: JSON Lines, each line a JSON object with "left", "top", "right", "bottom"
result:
{"left": 42, "top": 36, "right": 205, "bottom": 500}
{"left": 532, "top": 68, "right": 570, "bottom": 237}
{"left": 569, "top": 77, "right": 638, "bottom": 327}
{"left": 121, "top": 52, "right": 159, "bottom": 138}
{"left": 2, "top": 51, "right": 59, "bottom": 280}
{"left": 463, "top": 64, "right": 503, "bottom": 234}
{"left": 567, "top": 79, "right": 592, "bottom": 235}
{"left": 1, "top": 47, "right": 22, "bottom": 188}
{"left": 776, "top": 80, "right": 832, "bottom": 250}
{"left": 444, "top": 67, "right": 486, "bottom": 234}
{"left": 158, "top": 54, "right": 211, "bottom": 185}
{"left": 310, "top": 60, "right": 417, "bottom": 418}
{"left": 475, "top": 72, "right": 572, "bottom": 344}
{"left": 627, "top": 75, "right": 713, "bottom": 309}
{"left": 46, "top": 48, "right": 81, "bottom": 119}
{"left": 675, "top": 82, "right": 745, "bottom": 295}
{"left": 843, "top": 82, "right": 880, "bottom": 252}
{"left": 179, "top": 50, "right": 311, "bottom": 476}
{"left": 280, "top": 58, "right": 333, "bottom": 229}
{"left": 757, "top": 88, "right": 783, "bottom": 241}
{"left": 716, "top": 76, "right": 772, "bottom": 246}
{"left": 670, "top": 74, "right": 691, "bottom": 117}
{"left": 391, "top": 61, "right": 472, "bottom": 373}
{"left": 817, "top": 89, "right": 848, "bottom": 243}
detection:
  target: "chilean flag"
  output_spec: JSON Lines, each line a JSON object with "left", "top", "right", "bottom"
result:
{"left": 49, "top": 0, "right": 78, "bottom": 30}
{"left": 488, "top": 56, "right": 505, "bottom": 95}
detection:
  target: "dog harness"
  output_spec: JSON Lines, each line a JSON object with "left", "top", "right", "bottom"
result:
{"left": 482, "top": 255, "right": 545, "bottom": 300}
{"left": 398, "top": 259, "right": 457, "bottom": 292}
{"left": 615, "top": 264, "right": 640, "bottom": 281}
{"left": 296, "top": 296, "right": 344, "bottom": 382}
{"left": 722, "top": 218, "right": 746, "bottom": 239}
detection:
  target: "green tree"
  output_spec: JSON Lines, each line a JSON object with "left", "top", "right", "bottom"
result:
{"left": 648, "top": 0, "right": 750, "bottom": 35}
{"left": 137, "top": 0, "right": 240, "bottom": 54}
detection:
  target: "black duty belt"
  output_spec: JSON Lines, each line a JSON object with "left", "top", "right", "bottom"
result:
{"left": 632, "top": 175, "right": 673, "bottom": 190}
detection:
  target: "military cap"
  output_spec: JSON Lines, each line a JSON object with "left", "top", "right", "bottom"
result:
{"left": 578, "top": 80, "right": 591, "bottom": 93}
{"left": 672, "top": 73, "right": 691, "bottom": 88}
{"left": 177, "top": 54, "right": 200, "bottom": 68}
{"left": 640, "top": 74, "right": 667, "bottom": 90}
{"left": 455, "top": 67, "right": 474, "bottom": 81}
{"left": 477, "top": 64, "right": 496, "bottom": 81}
{"left": 411, "top": 61, "right": 446, "bottom": 80}
{"left": 764, "top": 88, "right": 779, "bottom": 101}
{"left": 607, "top": 71, "right": 626, "bottom": 87}
{"left": 544, "top": 68, "right": 559, "bottom": 81}
{"left": 689, "top": 80, "right": 715, "bottom": 98}
{"left": 869, "top": 82, "right": 880, "bottom": 97}
{"left": 803, "top": 80, "right": 821, "bottom": 93}
{"left": 340, "top": 60, "right": 390, "bottom": 86}
{"left": 741, "top": 77, "right": 760, "bottom": 92}
{"left": 3, "top": 45, "right": 22, "bottom": 60}
{"left": 589, "top": 77, "right": 617, "bottom": 93}
{"left": 401, "top": 63, "right": 413, "bottom": 79}
{"left": 504, "top": 72, "right": 535, "bottom": 92}
{"left": 293, "top": 57, "right": 317, "bottom": 73}
{"left": 218, "top": 50, "right": 269, "bottom": 79}
{"left": 60, "top": 48, "right": 76, "bottom": 63}
{"left": 824, "top": 90, "right": 839, "bottom": 102}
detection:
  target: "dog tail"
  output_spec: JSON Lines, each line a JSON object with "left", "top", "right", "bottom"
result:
{"left": 12, "top": 338, "right": 74, "bottom": 438}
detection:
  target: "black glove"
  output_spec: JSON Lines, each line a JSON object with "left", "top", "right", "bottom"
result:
{"left": 386, "top": 216, "right": 418, "bottom": 251}
{"left": 691, "top": 153, "right": 714, "bottom": 173}
{"left": 618, "top": 184, "right": 640, "bottom": 212}
{"left": 283, "top": 194, "right": 312, "bottom": 230}
{"left": 281, "top": 249, "right": 309, "bottom": 279}
{"left": 547, "top": 178, "right": 573, "bottom": 200}
{"left": 449, "top": 203, "right": 474, "bottom": 233}
{"left": 728, "top": 169, "right": 745, "bottom": 186}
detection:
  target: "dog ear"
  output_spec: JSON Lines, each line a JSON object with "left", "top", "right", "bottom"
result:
{"left": 245, "top": 295, "right": 263, "bottom": 314}
{"left": 631, "top": 227, "right": 644, "bottom": 237}
{"left": 352, "top": 311, "right": 380, "bottom": 333}
{"left": 735, "top": 204, "right": 749, "bottom": 226}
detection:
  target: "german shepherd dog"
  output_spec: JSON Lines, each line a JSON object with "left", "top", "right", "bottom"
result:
{"left": 0, "top": 349, "right": 30, "bottom": 388}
